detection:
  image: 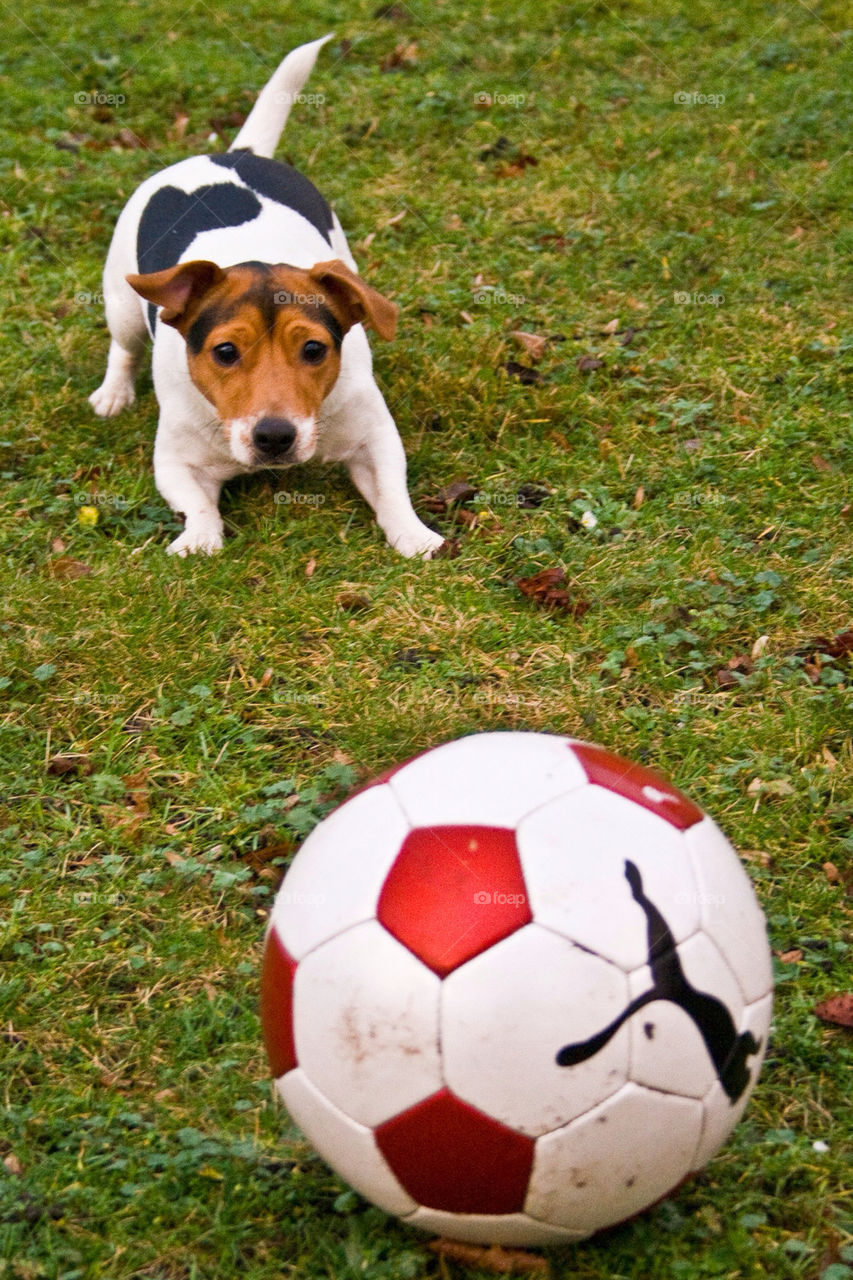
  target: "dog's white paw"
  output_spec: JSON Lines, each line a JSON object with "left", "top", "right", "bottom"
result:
{"left": 390, "top": 524, "right": 446, "bottom": 560}
{"left": 89, "top": 380, "right": 135, "bottom": 418}
{"left": 167, "top": 524, "right": 224, "bottom": 557}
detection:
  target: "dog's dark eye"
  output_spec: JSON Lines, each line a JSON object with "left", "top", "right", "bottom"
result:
{"left": 212, "top": 342, "right": 240, "bottom": 366}
{"left": 301, "top": 339, "right": 328, "bottom": 365}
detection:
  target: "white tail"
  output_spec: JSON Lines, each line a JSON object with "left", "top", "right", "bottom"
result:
{"left": 229, "top": 34, "right": 334, "bottom": 158}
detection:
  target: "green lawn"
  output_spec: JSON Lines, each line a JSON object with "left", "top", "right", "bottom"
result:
{"left": 1, "top": 0, "right": 851, "bottom": 1276}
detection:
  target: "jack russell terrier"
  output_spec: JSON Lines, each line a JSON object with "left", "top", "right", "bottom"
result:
{"left": 89, "top": 35, "right": 443, "bottom": 559}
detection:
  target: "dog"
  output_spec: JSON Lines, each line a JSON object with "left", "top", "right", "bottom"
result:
{"left": 89, "top": 35, "right": 443, "bottom": 559}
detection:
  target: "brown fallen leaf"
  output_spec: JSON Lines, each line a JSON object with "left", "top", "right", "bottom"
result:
{"left": 47, "top": 753, "right": 92, "bottom": 777}
{"left": 49, "top": 557, "right": 93, "bottom": 580}
{"left": 795, "top": 630, "right": 853, "bottom": 662}
{"left": 813, "top": 993, "right": 853, "bottom": 1029}
{"left": 600, "top": 317, "right": 620, "bottom": 334}
{"left": 503, "top": 361, "right": 544, "bottom": 385}
{"left": 576, "top": 354, "right": 603, "bottom": 372}
{"left": 380, "top": 40, "right": 418, "bottom": 70}
{"left": 429, "top": 1239, "right": 548, "bottom": 1274}
{"left": 777, "top": 949, "right": 803, "bottom": 964}
{"left": 633, "top": 485, "right": 645, "bottom": 508}
{"left": 510, "top": 331, "right": 547, "bottom": 362}
{"left": 304, "top": 557, "right": 317, "bottom": 578}
{"left": 516, "top": 567, "right": 590, "bottom": 617}
{"left": 812, "top": 453, "right": 833, "bottom": 473}
{"left": 336, "top": 590, "right": 371, "bottom": 613}
{"left": 420, "top": 480, "right": 477, "bottom": 514}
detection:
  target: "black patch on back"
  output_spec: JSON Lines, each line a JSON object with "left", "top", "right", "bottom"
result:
{"left": 137, "top": 183, "right": 262, "bottom": 334}
{"left": 210, "top": 151, "right": 334, "bottom": 245}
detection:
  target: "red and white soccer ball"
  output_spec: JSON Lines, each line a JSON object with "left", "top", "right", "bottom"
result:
{"left": 260, "top": 733, "right": 773, "bottom": 1246}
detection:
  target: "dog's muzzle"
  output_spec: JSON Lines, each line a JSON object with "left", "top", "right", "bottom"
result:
{"left": 253, "top": 416, "right": 297, "bottom": 462}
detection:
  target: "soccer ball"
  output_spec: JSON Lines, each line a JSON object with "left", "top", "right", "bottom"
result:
{"left": 260, "top": 733, "right": 772, "bottom": 1246}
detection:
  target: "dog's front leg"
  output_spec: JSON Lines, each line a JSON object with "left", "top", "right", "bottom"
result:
{"left": 154, "top": 441, "right": 225, "bottom": 557}
{"left": 345, "top": 426, "right": 444, "bottom": 560}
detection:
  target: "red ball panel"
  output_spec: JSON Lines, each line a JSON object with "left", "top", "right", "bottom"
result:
{"left": 375, "top": 1088, "right": 534, "bottom": 1214}
{"left": 571, "top": 742, "right": 703, "bottom": 831}
{"left": 260, "top": 928, "right": 299, "bottom": 1077}
{"left": 377, "top": 825, "right": 531, "bottom": 976}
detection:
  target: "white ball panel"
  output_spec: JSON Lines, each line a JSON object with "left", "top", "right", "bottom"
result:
{"left": 442, "top": 924, "right": 629, "bottom": 1136}
{"left": 527, "top": 1083, "right": 704, "bottom": 1234}
{"left": 518, "top": 787, "right": 699, "bottom": 970}
{"left": 386, "top": 732, "right": 588, "bottom": 828}
{"left": 628, "top": 932, "right": 745, "bottom": 1099}
{"left": 686, "top": 818, "right": 772, "bottom": 1004}
{"left": 691, "top": 991, "right": 773, "bottom": 1169}
{"left": 271, "top": 785, "right": 410, "bottom": 960}
{"left": 293, "top": 921, "right": 442, "bottom": 1126}
{"left": 403, "top": 1206, "right": 585, "bottom": 1246}
{"left": 279, "top": 1068, "right": 417, "bottom": 1216}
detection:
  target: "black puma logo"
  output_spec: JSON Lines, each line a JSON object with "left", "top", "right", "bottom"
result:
{"left": 556, "top": 860, "right": 761, "bottom": 1103}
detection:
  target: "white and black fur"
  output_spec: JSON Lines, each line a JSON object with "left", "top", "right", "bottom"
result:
{"left": 89, "top": 35, "right": 443, "bottom": 559}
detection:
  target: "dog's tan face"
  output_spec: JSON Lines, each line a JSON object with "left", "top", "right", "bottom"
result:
{"left": 126, "top": 258, "right": 397, "bottom": 467}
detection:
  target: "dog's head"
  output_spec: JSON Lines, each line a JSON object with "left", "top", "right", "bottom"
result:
{"left": 126, "top": 258, "right": 397, "bottom": 467}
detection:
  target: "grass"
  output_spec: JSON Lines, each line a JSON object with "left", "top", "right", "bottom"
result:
{"left": 1, "top": 0, "right": 851, "bottom": 1276}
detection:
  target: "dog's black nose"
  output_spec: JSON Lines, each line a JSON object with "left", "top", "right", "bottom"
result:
{"left": 253, "top": 416, "right": 297, "bottom": 460}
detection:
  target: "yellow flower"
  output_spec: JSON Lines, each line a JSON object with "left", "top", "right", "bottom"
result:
{"left": 77, "top": 506, "right": 99, "bottom": 527}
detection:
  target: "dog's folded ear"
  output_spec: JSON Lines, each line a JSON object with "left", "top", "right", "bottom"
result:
{"left": 126, "top": 261, "right": 226, "bottom": 328}
{"left": 308, "top": 259, "right": 397, "bottom": 341}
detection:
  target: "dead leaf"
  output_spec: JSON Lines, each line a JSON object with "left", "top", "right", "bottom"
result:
{"left": 304, "top": 557, "right": 317, "bottom": 578}
{"left": 812, "top": 453, "right": 833, "bottom": 473}
{"left": 748, "top": 777, "right": 795, "bottom": 797}
{"left": 600, "top": 317, "right": 620, "bottom": 334}
{"left": 503, "top": 360, "right": 544, "bottom": 385}
{"left": 516, "top": 567, "right": 590, "bottom": 617}
{"left": 510, "top": 331, "right": 547, "bottom": 362}
{"left": 459, "top": 309, "right": 475, "bottom": 325}
{"left": 429, "top": 1239, "right": 548, "bottom": 1274}
{"left": 168, "top": 112, "right": 190, "bottom": 141}
{"left": 633, "top": 485, "right": 645, "bottom": 508}
{"left": 47, "top": 753, "right": 92, "bottom": 777}
{"left": 3, "top": 1154, "right": 22, "bottom": 1176}
{"left": 576, "top": 355, "right": 603, "bottom": 372}
{"left": 420, "top": 480, "right": 477, "bottom": 514}
{"left": 823, "top": 862, "right": 840, "bottom": 884}
{"left": 336, "top": 591, "right": 371, "bottom": 613}
{"left": 777, "top": 949, "right": 803, "bottom": 964}
{"left": 751, "top": 635, "right": 770, "bottom": 659}
{"left": 813, "top": 993, "right": 853, "bottom": 1029}
{"left": 380, "top": 40, "right": 418, "bottom": 70}
{"left": 49, "top": 557, "right": 93, "bottom": 580}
